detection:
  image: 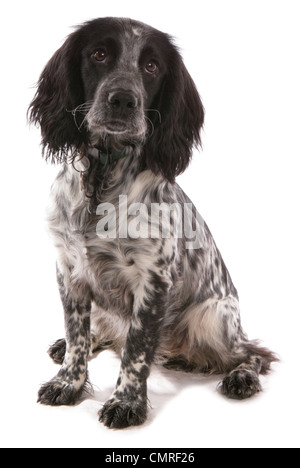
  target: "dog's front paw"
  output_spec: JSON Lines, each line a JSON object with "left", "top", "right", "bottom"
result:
{"left": 38, "top": 378, "right": 84, "bottom": 406}
{"left": 99, "top": 397, "right": 147, "bottom": 429}
{"left": 220, "top": 369, "right": 262, "bottom": 400}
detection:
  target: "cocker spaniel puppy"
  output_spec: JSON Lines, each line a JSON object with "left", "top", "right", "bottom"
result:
{"left": 28, "top": 17, "right": 277, "bottom": 429}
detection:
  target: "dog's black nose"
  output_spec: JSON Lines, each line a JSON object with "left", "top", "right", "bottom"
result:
{"left": 108, "top": 91, "right": 138, "bottom": 113}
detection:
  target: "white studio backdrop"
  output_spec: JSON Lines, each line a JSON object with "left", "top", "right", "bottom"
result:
{"left": 0, "top": 0, "right": 299, "bottom": 448}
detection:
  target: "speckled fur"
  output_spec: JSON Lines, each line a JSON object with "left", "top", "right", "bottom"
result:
{"left": 29, "top": 17, "right": 277, "bottom": 429}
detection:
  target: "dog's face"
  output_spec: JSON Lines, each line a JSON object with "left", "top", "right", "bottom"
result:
{"left": 29, "top": 17, "right": 205, "bottom": 182}
{"left": 81, "top": 19, "right": 167, "bottom": 146}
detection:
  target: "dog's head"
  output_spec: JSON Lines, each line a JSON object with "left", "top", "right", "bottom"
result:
{"left": 29, "top": 18, "right": 204, "bottom": 182}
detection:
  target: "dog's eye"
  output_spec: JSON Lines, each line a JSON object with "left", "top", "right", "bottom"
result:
{"left": 93, "top": 49, "right": 108, "bottom": 63}
{"left": 145, "top": 61, "right": 158, "bottom": 74}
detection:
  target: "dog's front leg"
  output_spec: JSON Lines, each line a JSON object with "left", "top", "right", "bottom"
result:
{"left": 38, "top": 267, "right": 91, "bottom": 406}
{"left": 99, "top": 279, "right": 168, "bottom": 429}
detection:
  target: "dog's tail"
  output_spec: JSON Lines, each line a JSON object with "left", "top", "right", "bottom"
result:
{"left": 239, "top": 339, "right": 279, "bottom": 375}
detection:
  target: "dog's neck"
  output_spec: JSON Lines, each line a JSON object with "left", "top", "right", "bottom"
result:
{"left": 75, "top": 143, "right": 144, "bottom": 208}
{"left": 88, "top": 145, "right": 130, "bottom": 167}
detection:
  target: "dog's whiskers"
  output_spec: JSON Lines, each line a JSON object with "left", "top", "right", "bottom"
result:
{"left": 145, "top": 116, "right": 155, "bottom": 138}
{"left": 145, "top": 108, "right": 162, "bottom": 124}
{"left": 66, "top": 101, "right": 93, "bottom": 132}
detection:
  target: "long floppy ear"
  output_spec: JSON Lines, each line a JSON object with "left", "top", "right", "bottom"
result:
{"left": 144, "top": 50, "right": 205, "bottom": 183}
{"left": 28, "top": 30, "right": 86, "bottom": 162}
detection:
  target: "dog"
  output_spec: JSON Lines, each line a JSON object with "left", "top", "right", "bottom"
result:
{"left": 28, "top": 17, "right": 277, "bottom": 429}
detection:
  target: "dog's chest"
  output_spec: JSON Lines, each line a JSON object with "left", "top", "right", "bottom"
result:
{"left": 47, "top": 165, "right": 162, "bottom": 312}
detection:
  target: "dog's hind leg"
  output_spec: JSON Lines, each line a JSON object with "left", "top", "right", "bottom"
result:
{"left": 220, "top": 341, "right": 278, "bottom": 399}
{"left": 217, "top": 299, "right": 278, "bottom": 400}
{"left": 48, "top": 339, "right": 66, "bottom": 365}
{"left": 176, "top": 296, "right": 278, "bottom": 398}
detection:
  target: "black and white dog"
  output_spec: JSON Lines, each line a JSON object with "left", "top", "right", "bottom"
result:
{"left": 29, "top": 17, "right": 277, "bottom": 429}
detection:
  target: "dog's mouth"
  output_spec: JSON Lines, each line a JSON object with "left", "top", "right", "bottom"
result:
{"left": 87, "top": 117, "right": 134, "bottom": 135}
{"left": 103, "top": 120, "right": 129, "bottom": 134}
{"left": 87, "top": 111, "right": 148, "bottom": 144}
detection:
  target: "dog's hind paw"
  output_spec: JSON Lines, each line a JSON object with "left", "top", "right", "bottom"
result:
{"left": 220, "top": 369, "right": 262, "bottom": 400}
{"left": 48, "top": 339, "right": 66, "bottom": 365}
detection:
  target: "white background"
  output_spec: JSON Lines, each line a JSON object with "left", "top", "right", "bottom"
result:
{"left": 1, "top": 0, "right": 299, "bottom": 448}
